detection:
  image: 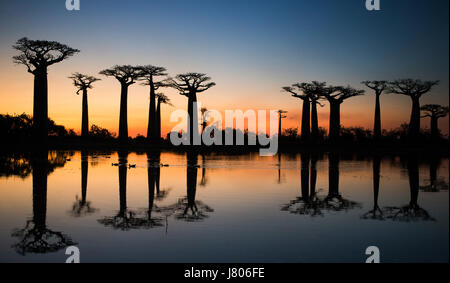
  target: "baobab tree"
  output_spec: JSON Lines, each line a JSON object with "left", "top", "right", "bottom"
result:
{"left": 69, "top": 73, "right": 100, "bottom": 138}
{"left": 421, "top": 104, "right": 449, "bottom": 140}
{"left": 99, "top": 65, "right": 142, "bottom": 144}
{"left": 362, "top": 80, "right": 388, "bottom": 140}
{"left": 167, "top": 73, "right": 216, "bottom": 145}
{"left": 305, "top": 81, "right": 326, "bottom": 141}
{"left": 283, "top": 84, "right": 311, "bottom": 141}
{"left": 139, "top": 65, "right": 168, "bottom": 142}
{"left": 321, "top": 86, "right": 365, "bottom": 141}
{"left": 12, "top": 37, "right": 80, "bottom": 143}
{"left": 388, "top": 79, "right": 439, "bottom": 140}
{"left": 155, "top": 93, "right": 172, "bottom": 141}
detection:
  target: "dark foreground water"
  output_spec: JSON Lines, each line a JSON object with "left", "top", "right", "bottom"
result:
{"left": 0, "top": 151, "right": 448, "bottom": 263}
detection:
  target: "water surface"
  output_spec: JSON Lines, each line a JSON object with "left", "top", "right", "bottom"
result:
{"left": 0, "top": 151, "right": 448, "bottom": 263}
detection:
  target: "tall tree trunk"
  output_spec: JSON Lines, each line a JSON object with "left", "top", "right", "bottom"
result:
{"left": 374, "top": 93, "right": 381, "bottom": 140}
{"left": 301, "top": 98, "right": 311, "bottom": 141}
{"left": 81, "top": 89, "right": 89, "bottom": 138}
{"left": 156, "top": 99, "right": 161, "bottom": 141}
{"left": 329, "top": 102, "right": 341, "bottom": 142}
{"left": 147, "top": 152, "right": 156, "bottom": 218}
{"left": 430, "top": 115, "right": 439, "bottom": 141}
{"left": 33, "top": 69, "right": 48, "bottom": 144}
{"left": 408, "top": 97, "right": 421, "bottom": 140}
{"left": 311, "top": 101, "right": 319, "bottom": 141}
{"left": 147, "top": 80, "right": 157, "bottom": 142}
{"left": 186, "top": 153, "right": 198, "bottom": 213}
{"left": 119, "top": 84, "right": 129, "bottom": 144}
{"left": 187, "top": 92, "right": 198, "bottom": 145}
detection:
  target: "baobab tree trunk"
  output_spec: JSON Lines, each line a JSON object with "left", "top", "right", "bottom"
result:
{"left": 408, "top": 97, "right": 421, "bottom": 140}
{"left": 156, "top": 99, "right": 161, "bottom": 141}
{"left": 373, "top": 94, "right": 381, "bottom": 140}
{"left": 311, "top": 102, "right": 319, "bottom": 141}
{"left": 329, "top": 102, "right": 341, "bottom": 142}
{"left": 147, "top": 83, "right": 157, "bottom": 142}
{"left": 430, "top": 115, "right": 439, "bottom": 141}
{"left": 33, "top": 69, "right": 49, "bottom": 144}
{"left": 81, "top": 89, "right": 89, "bottom": 138}
{"left": 187, "top": 92, "right": 199, "bottom": 145}
{"left": 301, "top": 98, "right": 311, "bottom": 141}
{"left": 118, "top": 84, "right": 129, "bottom": 144}
{"left": 373, "top": 156, "right": 381, "bottom": 209}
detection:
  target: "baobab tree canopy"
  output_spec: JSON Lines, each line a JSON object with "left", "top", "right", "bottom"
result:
{"left": 388, "top": 79, "right": 439, "bottom": 98}
{"left": 13, "top": 37, "right": 80, "bottom": 73}
{"left": 323, "top": 85, "right": 365, "bottom": 103}
{"left": 99, "top": 65, "right": 142, "bottom": 85}
{"left": 421, "top": 104, "right": 449, "bottom": 118}
{"left": 69, "top": 73, "right": 101, "bottom": 94}
{"left": 362, "top": 80, "right": 388, "bottom": 95}
{"left": 139, "top": 65, "right": 168, "bottom": 85}
{"left": 168, "top": 73, "right": 216, "bottom": 96}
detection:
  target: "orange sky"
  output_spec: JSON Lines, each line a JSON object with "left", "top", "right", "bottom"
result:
{"left": 0, "top": 60, "right": 448, "bottom": 138}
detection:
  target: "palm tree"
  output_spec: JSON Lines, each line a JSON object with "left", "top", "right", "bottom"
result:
{"left": 69, "top": 73, "right": 100, "bottom": 138}
{"left": 138, "top": 65, "right": 168, "bottom": 142}
{"left": 388, "top": 79, "right": 439, "bottom": 140}
{"left": 320, "top": 86, "right": 365, "bottom": 141}
{"left": 167, "top": 73, "right": 216, "bottom": 145}
{"left": 12, "top": 38, "right": 79, "bottom": 144}
{"left": 420, "top": 104, "right": 449, "bottom": 141}
{"left": 155, "top": 93, "right": 172, "bottom": 141}
{"left": 362, "top": 81, "right": 388, "bottom": 140}
{"left": 99, "top": 65, "right": 142, "bottom": 144}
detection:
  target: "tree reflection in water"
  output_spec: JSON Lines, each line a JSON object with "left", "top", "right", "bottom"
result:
{"left": 70, "top": 150, "right": 98, "bottom": 217}
{"left": 282, "top": 153, "right": 360, "bottom": 216}
{"left": 160, "top": 152, "right": 213, "bottom": 222}
{"left": 11, "top": 150, "right": 76, "bottom": 255}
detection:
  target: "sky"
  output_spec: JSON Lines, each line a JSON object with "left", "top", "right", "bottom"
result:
{"left": 0, "top": 0, "right": 448, "bottom": 137}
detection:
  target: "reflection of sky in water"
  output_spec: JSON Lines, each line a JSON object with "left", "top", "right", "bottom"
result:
{"left": 0, "top": 152, "right": 448, "bottom": 263}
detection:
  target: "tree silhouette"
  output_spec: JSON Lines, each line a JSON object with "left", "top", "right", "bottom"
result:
{"left": 155, "top": 93, "right": 172, "bottom": 141}
{"left": 282, "top": 84, "right": 311, "bottom": 141}
{"left": 420, "top": 104, "right": 449, "bottom": 141}
{"left": 12, "top": 37, "right": 79, "bottom": 143}
{"left": 277, "top": 110, "right": 288, "bottom": 137}
{"left": 321, "top": 86, "right": 365, "bottom": 141}
{"left": 99, "top": 65, "right": 142, "bottom": 144}
{"left": 362, "top": 81, "right": 388, "bottom": 140}
{"left": 308, "top": 82, "right": 327, "bottom": 141}
{"left": 420, "top": 156, "right": 448, "bottom": 192}
{"left": 69, "top": 73, "right": 100, "bottom": 138}
{"left": 167, "top": 73, "right": 216, "bottom": 145}
{"left": 388, "top": 79, "right": 439, "bottom": 140}
{"left": 139, "top": 65, "right": 168, "bottom": 143}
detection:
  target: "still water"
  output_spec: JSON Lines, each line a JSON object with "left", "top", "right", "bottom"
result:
{"left": 0, "top": 151, "right": 448, "bottom": 263}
